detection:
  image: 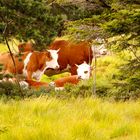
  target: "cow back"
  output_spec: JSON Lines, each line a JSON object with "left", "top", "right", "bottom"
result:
{"left": 54, "top": 75, "right": 79, "bottom": 87}
{"left": 18, "top": 42, "right": 34, "bottom": 52}
{"left": 0, "top": 52, "right": 29, "bottom": 74}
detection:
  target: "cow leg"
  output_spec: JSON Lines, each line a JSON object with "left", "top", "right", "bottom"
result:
{"left": 26, "top": 71, "right": 33, "bottom": 80}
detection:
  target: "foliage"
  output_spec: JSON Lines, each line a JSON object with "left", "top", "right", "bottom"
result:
{"left": 61, "top": 0, "right": 140, "bottom": 98}
{"left": 0, "top": 0, "right": 64, "bottom": 49}
{"left": 0, "top": 81, "right": 52, "bottom": 99}
{"left": 99, "top": 2, "right": 140, "bottom": 96}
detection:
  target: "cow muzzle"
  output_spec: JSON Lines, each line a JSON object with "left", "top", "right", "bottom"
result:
{"left": 55, "top": 65, "right": 59, "bottom": 69}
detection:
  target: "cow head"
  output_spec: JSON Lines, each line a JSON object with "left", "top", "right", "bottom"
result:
{"left": 76, "top": 61, "right": 92, "bottom": 80}
{"left": 46, "top": 49, "right": 60, "bottom": 70}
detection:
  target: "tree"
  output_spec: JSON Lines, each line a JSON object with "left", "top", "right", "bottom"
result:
{"left": 0, "top": 0, "right": 64, "bottom": 50}
{"left": 0, "top": 0, "right": 64, "bottom": 95}
{"left": 99, "top": 0, "right": 140, "bottom": 98}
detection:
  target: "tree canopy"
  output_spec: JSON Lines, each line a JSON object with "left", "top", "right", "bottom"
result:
{"left": 0, "top": 0, "right": 64, "bottom": 50}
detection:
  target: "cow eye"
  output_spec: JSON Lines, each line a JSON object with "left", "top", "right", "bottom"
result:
{"left": 84, "top": 71, "right": 88, "bottom": 74}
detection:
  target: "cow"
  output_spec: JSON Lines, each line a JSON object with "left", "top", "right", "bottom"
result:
{"left": 45, "top": 39, "right": 108, "bottom": 77}
{"left": 25, "top": 62, "right": 92, "bottom": 90}
{"left": 25, "top": 79, "right": 49, "bottom": 89}
{"left": 76, "top": 61, "right": 92, "bottom": 80}
{"left": 24, "top": 75, "right": 80, "bottom": 91}
{"left": 0, "top": 49, "right": 59, "bottom": 81}
{"left": 45, "top": 40, "right": 93, "bottom": 76}
{"left": 18, "top": 42, "right": 34, "bottom": 52}
{"left": 50, "top": 62, "right": 92, "bottom": 90}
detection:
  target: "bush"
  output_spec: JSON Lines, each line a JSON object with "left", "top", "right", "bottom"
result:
{"left": 0, "top": 81, "right": 51, "bottom": 99}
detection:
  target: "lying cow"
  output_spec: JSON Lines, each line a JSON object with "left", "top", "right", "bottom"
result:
{"left": 25, "top": 62, "right": 92, "bottom": 90}
{"left": 25, "top": 79, "right": 49, "bottom": 89}
{"left": 51, "top": 62, "right": 92, "bottom": 90}
{"left": 0, "top": 49, "right": 59, "bottom": 81}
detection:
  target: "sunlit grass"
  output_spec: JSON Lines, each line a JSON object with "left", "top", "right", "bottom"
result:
{"left": 0, "top": 97, "right": 140, "bottom": 140}
{"left": 41, "top": 72, "right": 70, "bottom": 82}
{"left": 0, "top": 40, "right": 19, "bottom": 53}
{"left": 0, "top": 43, "right": 9, "bottom": 52}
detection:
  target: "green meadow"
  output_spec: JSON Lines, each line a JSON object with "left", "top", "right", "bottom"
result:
{"left": 0, "top": 0, "right": 139, "bottom": 139}
{"left": 0, "top": 43, "right": 140, "bottom": 140}
{"left": 0, "top": 97, "right": 140, "bottom": 140}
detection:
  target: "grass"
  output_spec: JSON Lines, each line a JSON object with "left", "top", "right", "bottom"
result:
{"left": 0, "top": 40, "right": 19, "bottom": 53}
{"left": 0, "top": 39, "right": 139, "bottom": 140}
{"left": 0, "top": 97, "right": 140, "bottom": 140}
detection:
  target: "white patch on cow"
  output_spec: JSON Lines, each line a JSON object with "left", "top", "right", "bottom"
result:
{"left": 23, "top": 53, "right": 32, "bottom": 77}
{"left": 46, "top": 49, "right": 59, "bottom": 69}
{"left": 32, "top": 50, "right": 59, "bottom": 81}
{"left": 64, "top": 64, "right": 71, "bottom": 71}
{"left": 19, "top": 81, "right": 29, "bottom": 89}
{"left": 55, "top": 87, "right": 64, "bottom": 91}
{"left": 49, "top": 81, "right": 55, "bottom": 87}
{"left": 76, "top": 62, "right": 91, "bottom": 80}
{"left": 32, "top": 70, "right": 45, "bottom": 81}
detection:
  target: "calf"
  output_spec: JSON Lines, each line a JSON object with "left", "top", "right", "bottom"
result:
{"left": 49, "top": 75, "right": 80, "bottom": 90}
{"left": 26, "top": 80, "right": 49, "bottom": 89}
{"left": 50, "top": 62, "right": 92, "bottom": 90}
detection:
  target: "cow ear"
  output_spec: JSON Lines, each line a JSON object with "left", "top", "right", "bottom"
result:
{"left": 56, "top": 48, "right": 60, "bottom": 53}
{"left": 45, "top": 51, "right": 51, "bottom": 58}
{"left": 75, "top": 64, "right": 79, "bottom": 68}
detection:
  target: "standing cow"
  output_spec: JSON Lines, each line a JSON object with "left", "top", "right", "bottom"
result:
{"left": 45, "top": 40, "right": 93, "bottom": 76}
{"left": 18, "top": 42, "right": 34, "bottom": 52}
{"left": 16, "top": 40, "right": 107, "bottom": 77}
{"left": 0, "top": 49, "right": 59, "bottom": 81}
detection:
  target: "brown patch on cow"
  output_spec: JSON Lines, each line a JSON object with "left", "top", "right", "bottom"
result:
{"left": 26, "top": 79, "right": 49, "bottom": 89}
{"left": 18, "top": 42, "right": 34, "bottom": 52}
{"left": 0, "top": 51, "right": 53, "bottom": 81}
{"left": 54, "top": 75, "right": 79, "bottom": 87}
{"left": 46, "top": 40, "right": 93, "bottom": 75}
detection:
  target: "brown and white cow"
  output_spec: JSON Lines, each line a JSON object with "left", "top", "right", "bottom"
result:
{"left": 0, "top": 49, "right": 59, "bottom": 81}
{"left": 16, "top": 40, "right": 107, "bottom": 77}
{"left": 25, "top": 79, "right": 49, "bottom": 89}
{"left": 45, "top": 40, "right": 93, "bottom": 76}
{"left": 21, "top": 62, "right": 91, "bottom": 90}
{"left": 50, "top": 62, "right": 92, "bottom": 90}
{"left": 18, "top": 42, "right": 34, "bottom": 53}
{"left": 45, "top": 39, "right": 107, "bottom": 77}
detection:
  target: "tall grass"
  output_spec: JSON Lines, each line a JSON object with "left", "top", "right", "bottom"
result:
{"left": 0, "top": 97, "right": 140, "bottom": 140}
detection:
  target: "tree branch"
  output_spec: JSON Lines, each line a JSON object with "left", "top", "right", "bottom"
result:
{"left": 2, "top": 23, "right": 24, "bottom": 97}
